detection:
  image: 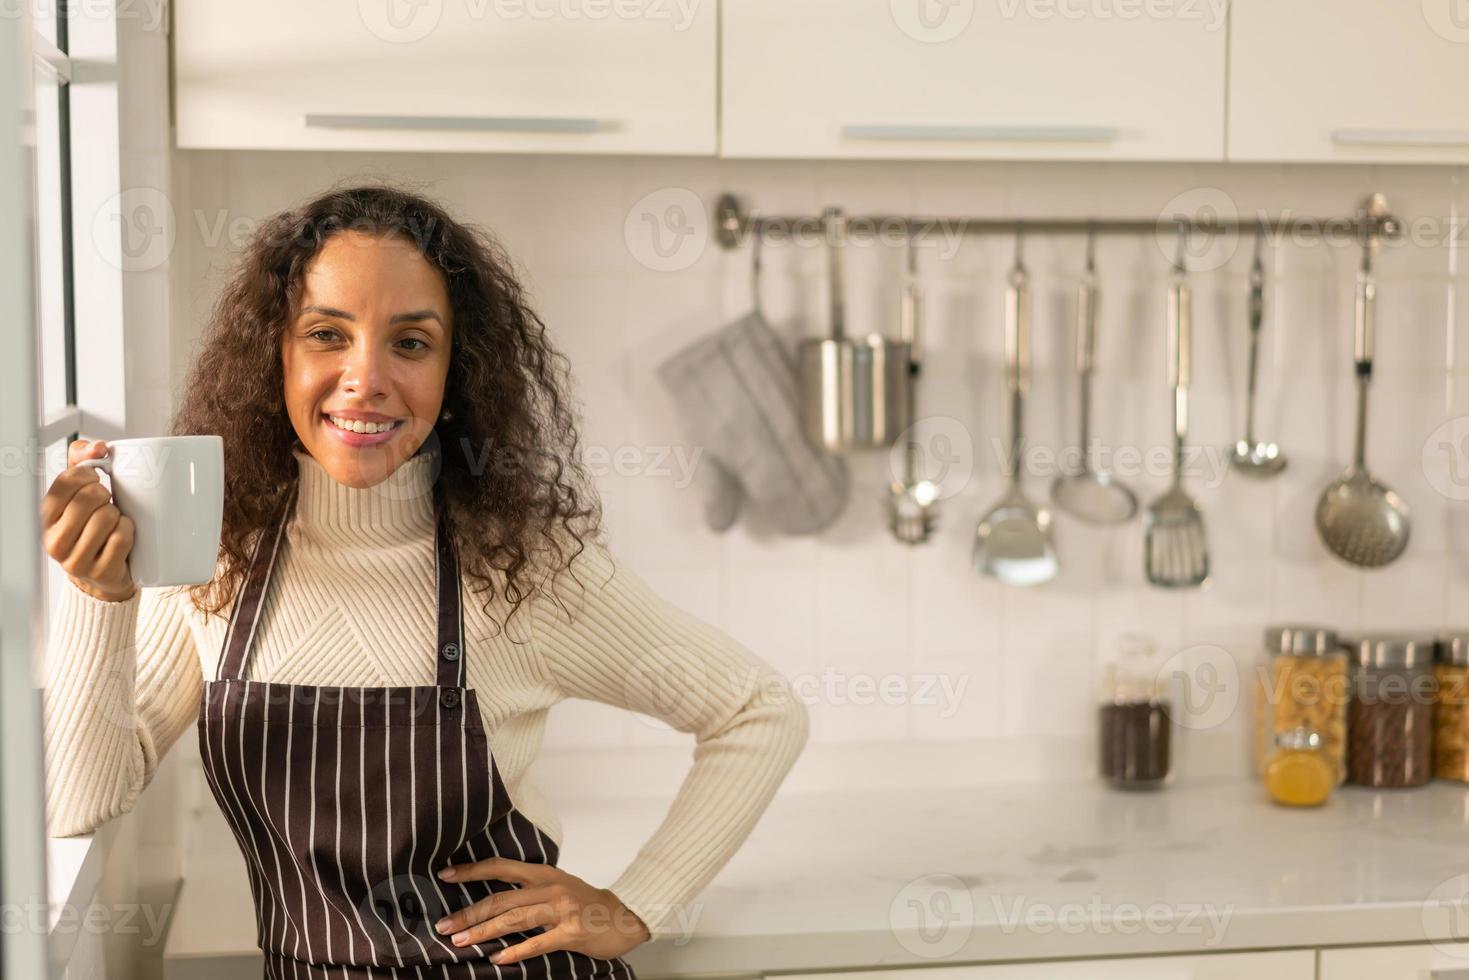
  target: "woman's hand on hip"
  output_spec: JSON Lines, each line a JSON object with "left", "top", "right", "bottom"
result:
{"left": 435, "top": 857, "right": 651, "bottom": 963}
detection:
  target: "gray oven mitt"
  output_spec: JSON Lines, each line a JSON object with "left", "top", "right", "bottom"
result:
{"left": 656, "top": 310, "right": 850, "bottom": 534}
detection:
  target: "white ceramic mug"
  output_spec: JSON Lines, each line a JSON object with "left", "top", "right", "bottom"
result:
{"left": 77, "top": 435, "right": 225, "bottom": 587}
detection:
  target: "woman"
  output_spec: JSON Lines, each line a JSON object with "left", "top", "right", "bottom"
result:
{"left": 40, "top": 184, "right": 810, "bottom": 979}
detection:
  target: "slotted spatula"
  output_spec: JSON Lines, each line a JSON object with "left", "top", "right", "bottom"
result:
{"left": 1144, "top": 231, "right": 1209, "bottom": 589}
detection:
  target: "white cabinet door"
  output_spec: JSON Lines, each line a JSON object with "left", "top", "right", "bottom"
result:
{"left": 1229, "top": 0, "right": 1469, "bottom": 162}
{"left": 722, "top": 0, "right": 1227, "bottom": 161}
{"left": 775, "top": 950, "right": 1314, "bottom": 980}
{"left": 1321, "top": 942, "right": 1469, "bottom": 979}
{"left": 175, "top": 0, "right": 716, "bottom": 154}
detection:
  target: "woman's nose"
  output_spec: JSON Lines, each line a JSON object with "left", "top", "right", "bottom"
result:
{"left": 340, "top": 341, "right": 390, "bottom": 396}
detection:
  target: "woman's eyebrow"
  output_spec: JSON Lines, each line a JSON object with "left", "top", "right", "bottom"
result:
{"left": 297, "top": 304, "right": 443, "bottom": 326}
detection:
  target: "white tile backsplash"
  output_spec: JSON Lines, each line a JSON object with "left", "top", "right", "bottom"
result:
{"left": 175, "top": 152, "right": 1469, "bottom": 779}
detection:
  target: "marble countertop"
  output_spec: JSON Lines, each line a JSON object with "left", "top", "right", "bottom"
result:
{"left": 163, "top": 773, "right": 1469, "bottom": 979}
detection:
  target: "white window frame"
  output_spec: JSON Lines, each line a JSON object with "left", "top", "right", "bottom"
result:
{"left": 5, "top": 0, "right": 169, "bottom": 975}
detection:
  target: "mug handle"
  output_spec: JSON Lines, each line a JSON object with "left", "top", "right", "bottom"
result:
{"left": 76, "top": 456, "right": 111, "bottom": 473}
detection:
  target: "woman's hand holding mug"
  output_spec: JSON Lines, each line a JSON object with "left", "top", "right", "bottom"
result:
{"left": 41, "top": 439, "right": 138, "bottom": 603}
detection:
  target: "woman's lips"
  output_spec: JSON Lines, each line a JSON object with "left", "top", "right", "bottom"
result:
{"left": 322, "top": 413, "right": 403, "bottom": 447}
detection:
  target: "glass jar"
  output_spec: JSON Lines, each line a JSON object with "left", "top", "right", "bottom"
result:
{"left": 1434, "top": 632, "right": 1469, "bottom": 782}
{"left": 1251, "top": 625, "right": 1348, "bottom": 785}
{"left": 1263, "top": 728, "right": 1333, "bottom": 807}
{"left": 1346, "top": 634, "right": 1436, "bottom": 789}
{"left": 1098, "top": 634, "right": 1172, "bottom": 791}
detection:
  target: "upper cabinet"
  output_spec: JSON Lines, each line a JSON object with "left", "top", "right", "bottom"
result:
{"left": 720, "top": 0, "right": 1228, "bottom": 161}
{"left": 174, "top": 0, "right": 716, "bottom": 154}
{"left": 1229, "top": 0, "right": 1469, "bottom": 162}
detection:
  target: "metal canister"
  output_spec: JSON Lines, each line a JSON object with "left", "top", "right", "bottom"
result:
{"left": 1252, "top": 625, "right": 1348, "bottom": 784}
{"left": 1434, "top": 632, "right": 1469, "bottom": 782}
{"left": 1346, "top": 633, "right": 1436, "bottom": 788}
{"left": 797, "top": 207, "right": 910, "bottom": 452}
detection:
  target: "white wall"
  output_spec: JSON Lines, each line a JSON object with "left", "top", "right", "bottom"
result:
{"left": 168, "top": 152, "right": 1469, "bottom": 781}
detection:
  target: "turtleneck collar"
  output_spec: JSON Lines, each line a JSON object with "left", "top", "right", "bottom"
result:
{"left": 290, "top": 444, "right": 438, "bottom": 546}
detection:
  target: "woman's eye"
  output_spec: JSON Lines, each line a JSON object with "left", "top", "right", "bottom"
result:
{"left": 308, "top": 327, "right": 338, "bottom": 342}
{"left": 399, "top": 338, "right": 428, "bottom": 351}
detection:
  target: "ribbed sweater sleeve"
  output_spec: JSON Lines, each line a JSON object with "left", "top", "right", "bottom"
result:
{"left": 529, "top": 540, "right": 810, "bottom": 942}
{"left": 42, "top": 578, "right": 204, "bottom": 837}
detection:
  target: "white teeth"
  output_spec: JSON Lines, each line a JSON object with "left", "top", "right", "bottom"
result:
{"left": 328, "top": 415, "right": 398, "bottom": 435}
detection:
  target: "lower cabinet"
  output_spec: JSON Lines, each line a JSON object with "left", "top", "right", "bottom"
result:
{"left": 1321, "top": 942, "right": 1469, "bottom": 979}
{"left": 775, "top": 950, "right": 1314, "bottom": 980}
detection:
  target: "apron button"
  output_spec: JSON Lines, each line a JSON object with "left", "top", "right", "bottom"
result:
{"left": 440, "top": 689, "right": 461, "bottom": 709}
{"left": 441, "top": 642, "right": 460, "bottom": 662}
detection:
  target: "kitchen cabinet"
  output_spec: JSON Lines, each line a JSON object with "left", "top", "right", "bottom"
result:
{"left": 1229, "top": 0, "right": 1469, "bottom": 162}
{"left": 173, "top": 0, "right": 716, "bottom": 154}
{"left": 775, "top": 950, "right": 1315, "bottom": 980}
{"left": 721, "top": 0, "right": 1227, "bottom": 161}
{"left": 1320, "top": 942, "right": 1469, "bottom": 979}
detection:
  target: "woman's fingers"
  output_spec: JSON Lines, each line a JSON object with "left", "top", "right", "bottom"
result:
{"left": 489, "top": 924, "right": 576, "bottom": 965}
{"left": 438, "top": 856, "right": 550, "bottom": 886}
{"left": 437, "top": 899, "right": 558, "bottom": 952}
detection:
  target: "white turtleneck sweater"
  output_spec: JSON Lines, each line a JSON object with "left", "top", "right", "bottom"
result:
{"left": 42, "top": 447, "right": 809, "bottom": 941}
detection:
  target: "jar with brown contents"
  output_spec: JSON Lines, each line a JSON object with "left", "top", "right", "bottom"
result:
{"left": 1347, "top": 634, "right": 1436, "bottom": 789}
{"left": 1433, "top": 632, "right": 1469, "bottom": 782}
{"left": 1098, "top": 634, "right": 1172, "bottom": 791}
{"left": 1251, "top": 626, "right": 1348, "bottom": 785}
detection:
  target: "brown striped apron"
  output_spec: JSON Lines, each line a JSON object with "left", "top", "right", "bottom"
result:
{"left": 199, "top": 484, "right": 640, "bottom": 980}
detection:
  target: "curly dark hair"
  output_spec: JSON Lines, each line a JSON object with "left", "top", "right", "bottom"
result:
{"left": 171, "top": 181, "right": 603, "bottom": 635}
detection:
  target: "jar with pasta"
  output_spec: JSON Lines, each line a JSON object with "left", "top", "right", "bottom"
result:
{"left": 1251, "top": 625, "right": 1348, "bottom": 784}
{"left": 1434, "top": 632, "right": 1469, "bottom": 782}
{"left": 1347, "top": 634, "right": 1436, "bottom": 789}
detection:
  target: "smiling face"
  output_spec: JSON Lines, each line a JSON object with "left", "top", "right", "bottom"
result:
{"left": 281, "top": 230, "right": 453, "bottom": 489}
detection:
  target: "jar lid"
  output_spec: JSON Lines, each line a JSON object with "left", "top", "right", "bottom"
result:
{"left": 1347, "top": 633, "right": 1435, "bottom": 669}
{"left": 1274, "top": 727, "right": 1321, "bottom": 751}
{"left": 1438, "top": 633, "right": 1469, "bottom": 667}
{"left": 1264, "top": 625, "right": 1339, "bottom": 656}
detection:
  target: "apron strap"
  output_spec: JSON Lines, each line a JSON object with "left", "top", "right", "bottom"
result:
{"left": 215, "top": 480, "right": 468, "bottom": 687}
{"left": 434, "top": 512, "right": 466, "bottom": 688}
{"left": 217, "top": 484, "right": 296, "bottom": 682}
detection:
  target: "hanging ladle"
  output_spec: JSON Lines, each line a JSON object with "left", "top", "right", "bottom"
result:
{"left": 974, "top": 226, "right": 1058, "bottom": 586}
{"left": 1229, "top": 223, "right": 1288, "bottom": 477}
{"left": 887, "top": 237, "right": 940, "bottom": 544}
{"left": 1051, "top": 226, "right": 1139, "bottom": 524}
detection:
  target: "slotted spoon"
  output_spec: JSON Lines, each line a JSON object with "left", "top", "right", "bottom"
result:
{"left": 1315, "top": 221, "right": 1410, "bottom": 567}
{"left": 1144, "top": 230, "right": 1209, "bottom": 589}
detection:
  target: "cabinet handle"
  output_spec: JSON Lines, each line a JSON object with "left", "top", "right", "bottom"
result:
{"left": 303, "top": 113, "right": 603, "bottom": 134}
{"left": 841, "top": 124, "right": 1118, "bottom": 142}
{"left": 1331, "top": 128, "right": 1469, "bottom": 147}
